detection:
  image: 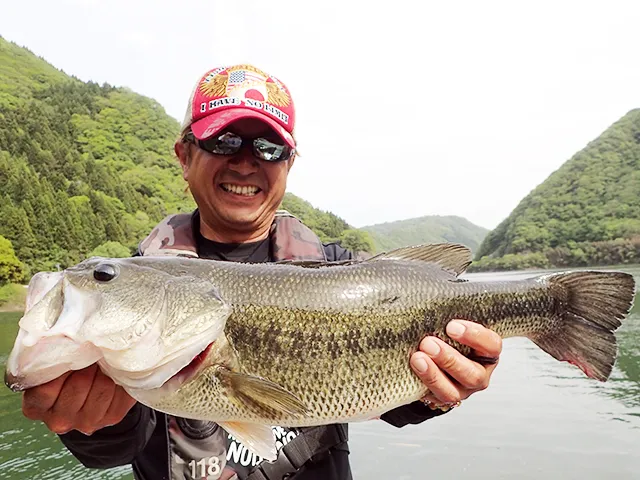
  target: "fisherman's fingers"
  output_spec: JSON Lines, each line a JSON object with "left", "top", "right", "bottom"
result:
{"left": 51, "top": 365, "right": 98, "bottom": 414}
{"left": 46, "top": 365, "right": 100, "bottom": 433}
{"left": 410, "top": 351, "right": 462, "bottom": 404}
{"left": 22, "top": 371, "right": 72, "bottom": 421}
{"left": 74, "top": 369, "right": 118, "bottom": 435}
{"left": 418, "top": 335, "right": 488, "bottom": 391}
{"left": 449, "top": 319, "right": 503, "bottom": 386}
{"left": 101, "top": 386, "right": 137, "bottom": 428}
{"left": 448, "top": 320, "right": 503, "bottom": 359}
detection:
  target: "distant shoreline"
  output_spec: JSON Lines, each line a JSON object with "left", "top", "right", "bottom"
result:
{"left": 0, "top": 306, "right": 23, "bottom": 313}
{"left": 0, "top": 284, "right": 27, "bottom": 313}
{"left": 0, "top": 305, "right": 24, "bottom": 313}
{"left": 467, "top": 261, "right": 640, "bottom": 275}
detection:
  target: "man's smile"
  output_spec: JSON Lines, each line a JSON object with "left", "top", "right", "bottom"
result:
{"left": 220, "top": 183, "right": 262, "bottom": 197}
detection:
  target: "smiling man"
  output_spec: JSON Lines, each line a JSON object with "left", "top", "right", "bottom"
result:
{"left": 21, "top": 64, "right": 502, "bottom": 480}
{"left": 177, "top": 120, "right": 293, "bottom": 245}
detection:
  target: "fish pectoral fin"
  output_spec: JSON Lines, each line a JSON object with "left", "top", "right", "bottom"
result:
{"left": 216, "top": 368, "right": 310, "bottom": 418}
{"left": 367, "top": 243, "right": 472, "bottom": 277}
{"left": 218, "top": 421, "right": 278, "bottom": 462}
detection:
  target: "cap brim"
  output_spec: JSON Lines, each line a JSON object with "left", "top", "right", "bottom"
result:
{"left": 191, "top": 109, "right": 296, "bottom": 148}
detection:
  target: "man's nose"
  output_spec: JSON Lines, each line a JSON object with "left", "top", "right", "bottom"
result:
{"left": 227, "top": 150, "right": 259, "bottom": 175}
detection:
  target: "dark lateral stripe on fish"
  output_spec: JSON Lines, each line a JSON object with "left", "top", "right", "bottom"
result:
{"left": 227, "top": 313, "right": 422, "bottom": 361}
{"left": 225, "top": 289, "right": 562, "bottom": 362}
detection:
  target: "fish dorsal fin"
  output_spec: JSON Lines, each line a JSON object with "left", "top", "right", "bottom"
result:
{"left": 367, "top": 243, "right": 472, "bottom": 277}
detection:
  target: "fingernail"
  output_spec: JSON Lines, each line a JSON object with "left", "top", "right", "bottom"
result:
{"left": 421, "top": 338, "right": 440, "bottom": 356}
{"left": 413, "top": 357, "right": 429, "bottom": 374}
{"left": 447, "top": 321, "right": 466, "bottom": 338}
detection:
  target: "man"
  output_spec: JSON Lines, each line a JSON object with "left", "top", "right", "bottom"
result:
{"left": 21, "top": 64, "right": 502, "bottom": 479}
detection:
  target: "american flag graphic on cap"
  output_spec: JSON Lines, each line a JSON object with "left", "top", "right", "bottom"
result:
{"left": 227, "top": 69, "right": 265, "bottom": 89}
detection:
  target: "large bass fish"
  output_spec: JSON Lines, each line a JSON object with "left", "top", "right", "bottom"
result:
{"left": 4, "top": 244, "right": 636, "bottom": 460}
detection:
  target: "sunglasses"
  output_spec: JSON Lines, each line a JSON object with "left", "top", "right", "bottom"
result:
{"left": 186, "top": 131, "right": 294, "bottom": 162}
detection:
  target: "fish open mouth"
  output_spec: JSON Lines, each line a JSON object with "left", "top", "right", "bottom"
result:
{"left": 173, "top": 341, "right": 214, "bottom": 383}
{"left": 123, "top": 341, "right": 216, "bottom": 402}
{"left": 8, "top": 258, "right": 232, "bottom": 397}
{"left": 93, "top": 335, "right": 218, "bottom": 393}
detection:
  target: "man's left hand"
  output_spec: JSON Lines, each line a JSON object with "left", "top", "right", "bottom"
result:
{"left": 410, "top": 320, "right": 502, "bottom": 408}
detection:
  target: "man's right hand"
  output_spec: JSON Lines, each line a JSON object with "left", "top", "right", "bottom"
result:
{"left": 22, "top": 364, "right": 137, "bottom": 435}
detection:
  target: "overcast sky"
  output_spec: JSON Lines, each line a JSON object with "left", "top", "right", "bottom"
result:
{"left": 1, "top": 0, "right": 639, "bottom": 229}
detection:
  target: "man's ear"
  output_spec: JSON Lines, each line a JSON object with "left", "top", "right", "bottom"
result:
{"left": 287, "top": 154, "right": 296, "bottom": 172}
{"left": 175, "top": 141, "right": 190, "bottom": 180}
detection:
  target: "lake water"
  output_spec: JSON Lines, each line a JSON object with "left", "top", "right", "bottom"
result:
{"left": 0, "top": 266, "right": 638, "bottom": 479}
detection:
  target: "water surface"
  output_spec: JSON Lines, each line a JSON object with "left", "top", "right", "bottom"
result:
{"left": 1, "top": 266, "right": 638, "bottom": 479}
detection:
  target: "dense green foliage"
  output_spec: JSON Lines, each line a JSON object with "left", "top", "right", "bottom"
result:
{"left": 362, "top": 215, "right": 488, "bottom": 254}
{"left": 0, "top": 37, "right": 195, "bottom": 277}
{"left": 337, "top": 229, "right": 375, "bottom": 254}
{"left": 0, "top": 283, "right": 26, "bottom": 310}
{"left": 0, "top": 236, "right": 24, "bottom": 285}
{"left": 475, "top": 109, "right": 640, "bottom": 269}
{"left": 88, "top": 241, "right": 132, "bottom": 258}
{"left": 469, "top": 237, "right": 640, "bottom": 272}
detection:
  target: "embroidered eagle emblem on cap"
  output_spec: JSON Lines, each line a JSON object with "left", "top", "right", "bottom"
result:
{"left": 199, "top": 64, "right": 290, "bottom": 107}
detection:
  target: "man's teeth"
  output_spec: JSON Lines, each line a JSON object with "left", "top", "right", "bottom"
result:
{"left": 221, "top": 184, "right": 260, "bottom": 196}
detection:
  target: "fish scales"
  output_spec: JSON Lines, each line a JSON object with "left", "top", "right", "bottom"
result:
{"left": 143, "top": 260, "right": 573, "bottom": 426}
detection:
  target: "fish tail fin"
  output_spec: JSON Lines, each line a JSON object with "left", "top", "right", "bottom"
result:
{"left": 530, "top": 271, "right": 635, "bottom": 382}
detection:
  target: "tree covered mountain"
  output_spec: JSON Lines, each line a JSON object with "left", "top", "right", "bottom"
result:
{"left": 362, "top": 216, "right": 488, "bottom": 254}
{"left": 0, "top": 36, "right": 192, "bottom": 276}
{"left": 0, "top": 37, "right": 375, "bottom": 279}
{"left": 473, "top": 109, "right": 640, "bottom": 271}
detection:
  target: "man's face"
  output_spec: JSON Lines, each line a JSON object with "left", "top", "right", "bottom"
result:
{"left": 175, "top": 118, "right": 295, "bottom": 241}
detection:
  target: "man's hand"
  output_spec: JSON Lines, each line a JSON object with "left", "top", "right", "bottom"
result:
{"left": 410, "top": 320, "right": 502, "bottom": 407}
{"left": 21, "top": 364, "right": 136, "bottom": 435}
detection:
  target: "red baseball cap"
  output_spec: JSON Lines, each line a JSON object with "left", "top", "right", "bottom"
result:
{"left": 180, "top": 64, "right": 296, "bottom": 148}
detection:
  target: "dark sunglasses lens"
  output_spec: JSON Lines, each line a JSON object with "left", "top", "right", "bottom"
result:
{"left": 201, "top": 132, "right": 243, "bottom": 155}
{"left": 253, "top": 138, "right": 291, "bottom": 162}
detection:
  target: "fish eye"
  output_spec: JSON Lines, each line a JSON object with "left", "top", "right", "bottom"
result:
{"left": 93, "top": 263, "right": 118, "bottom": 282}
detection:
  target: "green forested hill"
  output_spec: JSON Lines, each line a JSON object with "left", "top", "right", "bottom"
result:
{"left": 0, "top": 37, "right": 374, "bottom": 279}
{"left": 473, "top": 109, "right": 640, "bottom": 271}
{"left": 0, "top": 36, "right": 192, "bottom": 275}
{"left": 362, "top": 216, "right": 488, "bottom": 254}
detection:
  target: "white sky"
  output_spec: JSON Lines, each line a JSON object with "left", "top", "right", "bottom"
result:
{"left": 1, "top": 0, "right": 639, "bottom": 230}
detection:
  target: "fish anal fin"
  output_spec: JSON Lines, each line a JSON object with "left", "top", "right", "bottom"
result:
{"left": 216, "top": 368, "right": 310, "bottom": 419}
{"left": 218, "top": 421, "right": 277, "bottom": 461}
{"left": 368, "top": 243, "right": 472, "bottom": 277}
